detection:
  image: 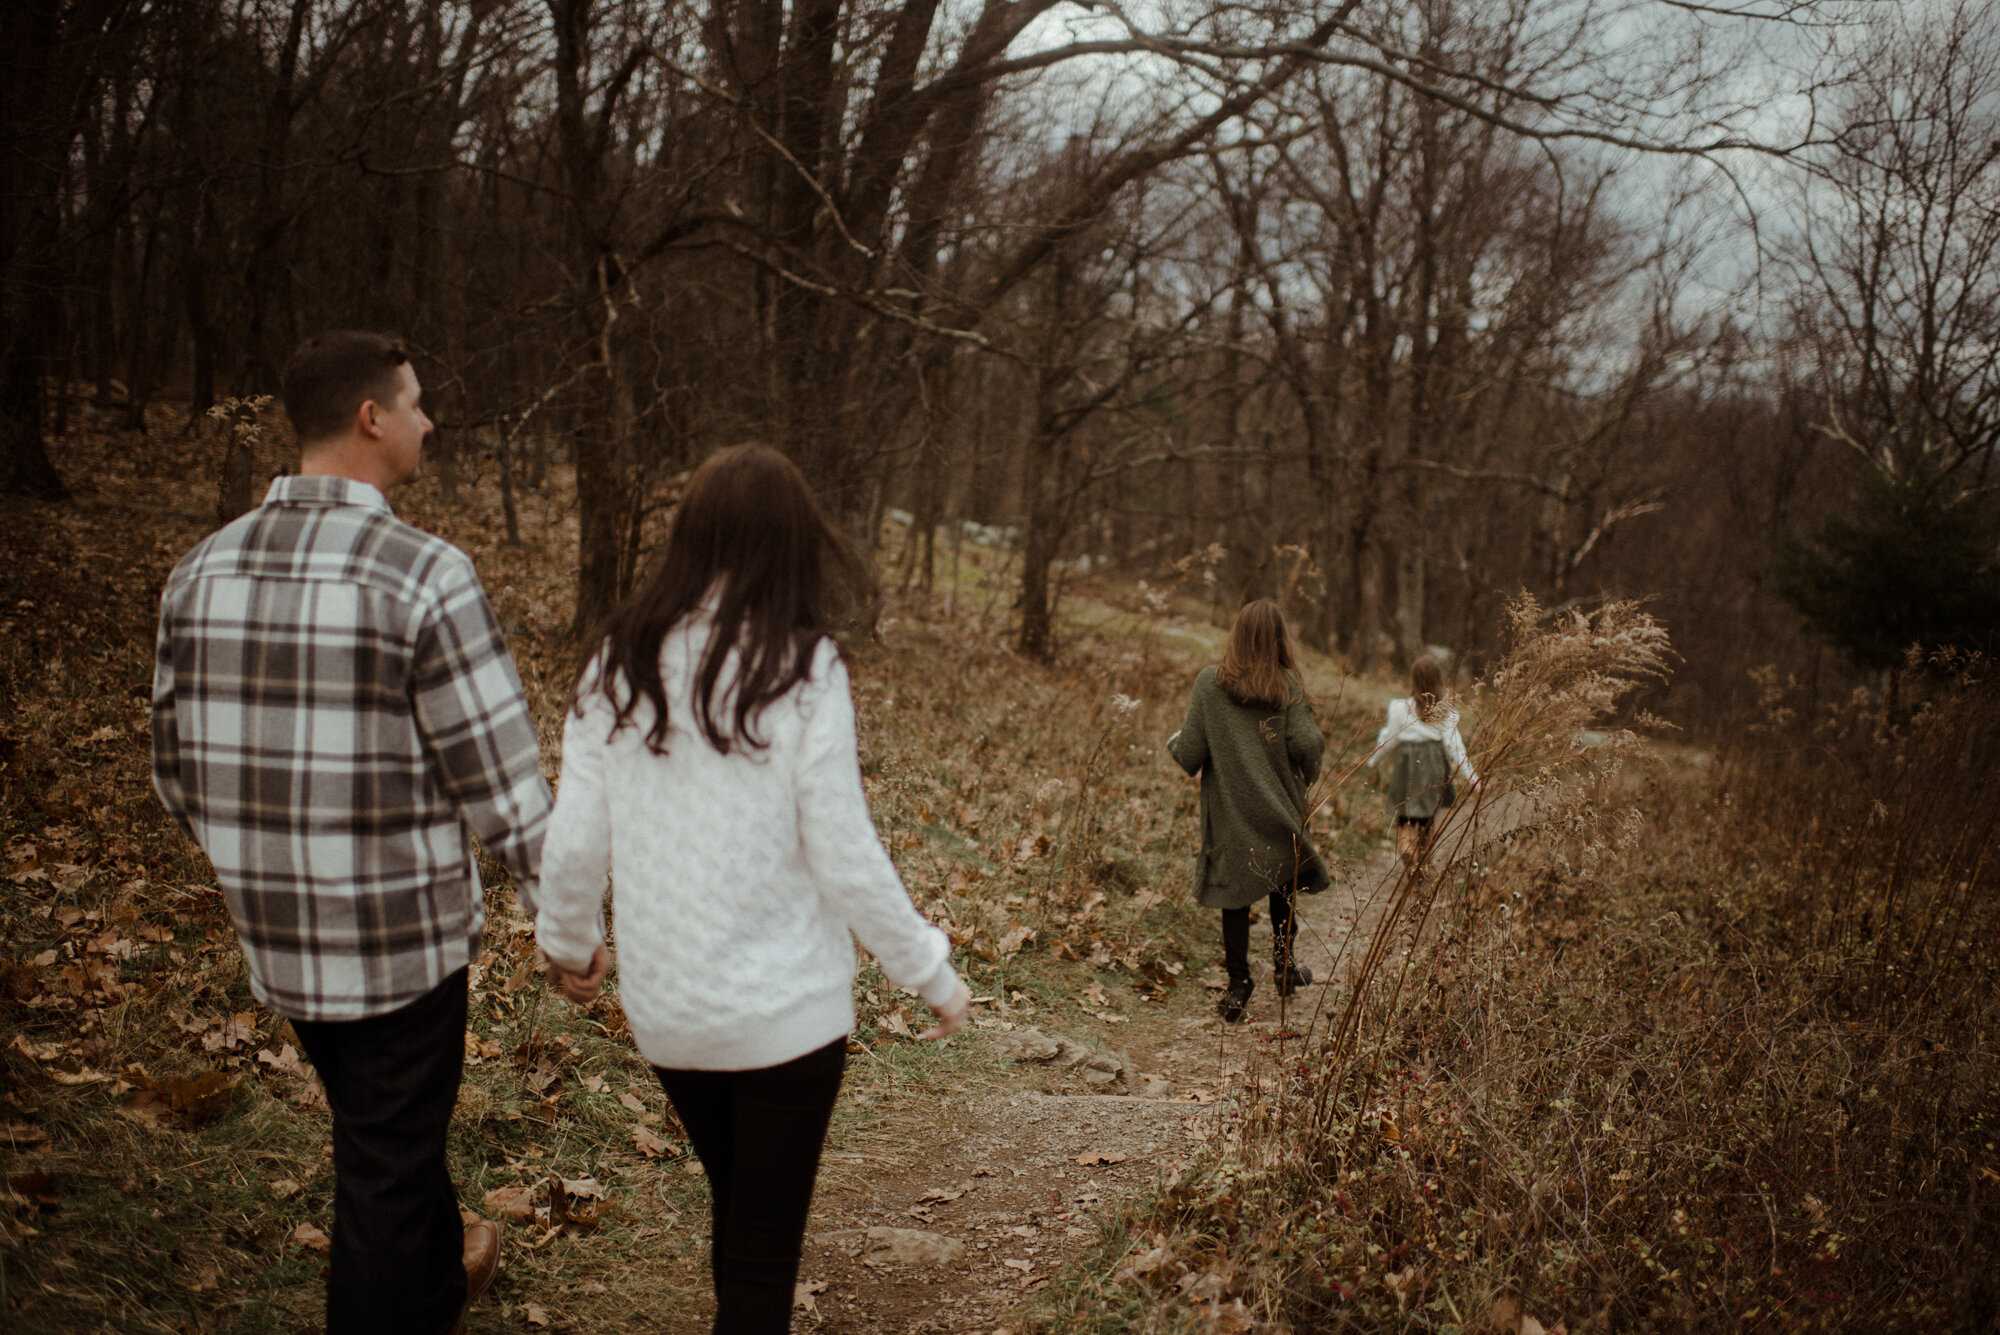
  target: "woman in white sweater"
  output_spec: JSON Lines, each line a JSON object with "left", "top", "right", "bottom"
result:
{"left": 1367, "top": 654, "right": 1480, "bottom": 869}
{"left": 536, "top": 444, "right": 968, "bottom": 1333}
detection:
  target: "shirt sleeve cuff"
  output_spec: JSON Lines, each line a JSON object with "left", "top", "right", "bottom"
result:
{"left": 535, "top": 911, "right": 603, "bottom": 975}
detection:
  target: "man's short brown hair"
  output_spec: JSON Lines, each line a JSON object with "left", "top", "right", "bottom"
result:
{"left": 281, "top": 331, "right": 411, "bottom": 446}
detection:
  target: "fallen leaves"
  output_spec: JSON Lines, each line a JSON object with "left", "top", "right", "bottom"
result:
{"left": 290, "top": 1221, "right": 332, "bottom": 1255}
{"left": 121, "top": 1069, "right": 241, "bottom": 1128}
{"left": 543, "top": 1174, "right": 616, "bottom": 1239}
{"left": 484, "top": 1184, "right": 538, "bottom": 1221}
{"left": 268, "top": 1177, "right": 302, "bottom": 1201}
{"left": 792, "top": 1277, "right": 829, "bottom": 1315}
{"left": 256, "top": 1044, "right": 307, "bottom": 1078}
{"left": 1119, "top": 1245, "right": 1174, "bottom": 1283}
{"left": 524, "top": 1056, "right": 562, "bottom": 1097}
{"left": 1482, "top": 1291, "right": 1563, "bottom": 1335}
{"left": 11, "top": 1033, "right": 111, "bottom": 1085}
{"left": 487, "top": 1174, "right": 621, "bottom": 1249}
{"left": 634, "top": 1125, "right": 673, "bottom": 1159}
{"left": 7, "top": 1170, "right": 61, "bottom": 1209}
{"left": 1200, "top": 1298, "right": 1256, "bottom": 1333}
{"left": 0, "top": 960, "right": 38, "bottom": 1001}
{"left": 1384, "top": 1265, "right": 1423, "bottom": 1311}
{"left": 878, "top": 1005, "right": 915, "bottom": 1040}
{"left": 1074, "top": 1151, "right": 1128, "bottom": 1166}
{"left": 524, "top": 1302, "right": 551, "bottom": 1326}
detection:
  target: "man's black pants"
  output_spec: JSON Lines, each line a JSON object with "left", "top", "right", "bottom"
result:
{"left": 655, "top": 1036, "right": 848, "bottom": 1334}
{"left": 292, "top": 968, "right": 468, "bottom": 1335}
{"left": 1221, "top": 887, "right": 1298, "bottom": 983}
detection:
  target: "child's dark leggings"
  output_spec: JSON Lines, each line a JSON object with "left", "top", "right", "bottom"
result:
{"left": 1221, "top": 887, "right": 1299, "bottom": 983}
{"left": 654, "top": 1035, "right": 848, "bottom": 1334}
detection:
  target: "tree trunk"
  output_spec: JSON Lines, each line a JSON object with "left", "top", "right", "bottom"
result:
{"left": 217, "top": 427, "right": 255, "bottom": 526}
{"left": 239, "top": 0, "right": 310, "bottom": 392}
{"left": 1017, "top": 482, "right": 1062, "bottom": 660}
{"left": 181, "top": 191, "right": 220, "bottom": 422}
{"left": 432, "top": 421, "right": 458, "bottom": 503}
{"left": 0, "top": 0, "right": 73, "bottom": 499}
{"left": 1, "top": 333, "right": 66, "bottom": 499}
{"left": 1394, "top": 541, "right": 1426, "bottom": 665}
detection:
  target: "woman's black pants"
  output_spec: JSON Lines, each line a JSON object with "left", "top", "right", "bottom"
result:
{"left": 1221, "top": 888, "right": 1298, "bottom": 983}
{"left": 655, "top": 1035, "right": 849, "bottom": 1334}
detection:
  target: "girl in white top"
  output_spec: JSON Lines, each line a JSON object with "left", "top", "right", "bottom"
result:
{"left": 536, "top": 443, "right": 968, "bottom": 1334}
{"left": 1367, "top": 654, "right": 1479, "bottom": 868}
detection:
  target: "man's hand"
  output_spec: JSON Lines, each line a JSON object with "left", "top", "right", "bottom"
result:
{"left": 546, "top": 943, "right": 611, "bottom": 1005}
{"left": 917, "top": 979, "right": 972, "bottom": 1041}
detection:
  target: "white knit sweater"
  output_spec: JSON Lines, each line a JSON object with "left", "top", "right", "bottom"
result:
{"left": 535, "top": 623, "right": 959, "bottom": 1071}
{"left": 1366, "top": 697, "right": 1479, "bottom": 785}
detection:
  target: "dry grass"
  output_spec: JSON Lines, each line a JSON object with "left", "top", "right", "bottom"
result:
{"left": 1045, "top": 615, "right": 1998, "bottom": 1333}
{"left": 0, "top": 408, "right": 1385, "bottom": 1332}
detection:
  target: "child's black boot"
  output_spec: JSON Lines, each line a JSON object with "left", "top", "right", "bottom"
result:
{"left": 1217, "top": 974, "right": 1255, "bottom": 1022}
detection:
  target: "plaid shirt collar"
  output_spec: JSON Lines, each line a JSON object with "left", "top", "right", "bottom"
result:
{"left": 264, "top": 473, "right": 393, "bottom": 512}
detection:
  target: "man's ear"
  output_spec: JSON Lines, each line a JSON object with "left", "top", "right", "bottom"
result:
{"left": 356, "top": 397, "right": 384, "bottom": 439}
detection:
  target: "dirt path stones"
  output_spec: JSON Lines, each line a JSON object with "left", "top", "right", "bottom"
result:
{"left": 798, "top": 1088, "right": 1225, "bottom": 1333}
{"left": 794, "top": 803, "right": 1554, "bottom": 1332}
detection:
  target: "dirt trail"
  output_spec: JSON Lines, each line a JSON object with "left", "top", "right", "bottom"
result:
{"left": 795, "top": 793, "right": 1543, "bottom": 1333}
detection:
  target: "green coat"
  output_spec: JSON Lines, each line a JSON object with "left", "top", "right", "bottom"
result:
{"left": 1167, "top": 666, "right": 1330, "bottom": 909}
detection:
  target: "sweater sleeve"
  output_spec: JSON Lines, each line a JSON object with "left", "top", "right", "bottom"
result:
{"left": 1444, "top": 713, "right": 1477, "bottom": 785}
{"left": 1167, "top": 673, "right": 1211, "bottom": 776}
{"left": 1367, "top": 699, "right": 1408, "bottom": 769}
{"left": 535, "top": 684, "right": 613, "bottom": 974}
{"left": 795, "top": 644, "right": 959, "bottom": 1008}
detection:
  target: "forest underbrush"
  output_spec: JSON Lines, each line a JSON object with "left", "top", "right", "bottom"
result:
{"left": 7, "top": 418, "right": 1992, "bottom": 1332}
{"left": 0, "top": 416, "right": 1388, "bottom": 1330}
{"left": 1045, "top": 642, "right": 1999, "bottom": 1333}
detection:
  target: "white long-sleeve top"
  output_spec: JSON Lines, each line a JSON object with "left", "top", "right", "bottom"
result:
{"left": 1366, "top": 697, "right": 1478, "bottom": 786}
{"left": 536, "top": 623, "right": 959, "bottom": 1071}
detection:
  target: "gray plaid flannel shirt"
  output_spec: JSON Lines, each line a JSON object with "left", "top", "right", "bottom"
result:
{"left": 151, "top": 475, "right": 553, "bottom": 1021}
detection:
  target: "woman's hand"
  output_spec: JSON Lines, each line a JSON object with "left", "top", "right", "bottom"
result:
{"left": 545, "top": 943, "right": 611, "bottom": 1005}
{"left": 918, "top": 979, "right": 972, "bottom": 1041}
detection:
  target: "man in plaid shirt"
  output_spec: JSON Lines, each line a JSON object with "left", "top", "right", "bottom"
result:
{"left": 152, "top": 331, "right": 583, "bottom": 1335}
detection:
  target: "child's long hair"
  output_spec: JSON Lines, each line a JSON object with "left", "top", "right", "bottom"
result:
{"left": 574, "top": 443, "right": 873, "bottom": 754}
{"left": 1216, "top": 599, "right": 1303, "bottom": 708}
{"left": 1410, "top": 653, "right": 1446, "bottom": 724}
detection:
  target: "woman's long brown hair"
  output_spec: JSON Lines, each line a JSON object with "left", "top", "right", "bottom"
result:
{"left": 1215, "top": 599, "right": 1303, "bottom": 708}
{"left": 575, "top": 443, "right": 873, "bottom": 754}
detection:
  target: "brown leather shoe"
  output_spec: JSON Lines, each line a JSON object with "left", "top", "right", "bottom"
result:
{"left": 443, "top": 1218, "right": 502, "bottom": 1335}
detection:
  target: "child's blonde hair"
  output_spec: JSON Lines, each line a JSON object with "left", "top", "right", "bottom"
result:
{"left": 1410, "top": 654, "right": 1446, "bottom": 724}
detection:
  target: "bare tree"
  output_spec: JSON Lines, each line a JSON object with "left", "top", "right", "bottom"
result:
{"left": 1788, "top": 0, "right": 2000, "bottom": 495}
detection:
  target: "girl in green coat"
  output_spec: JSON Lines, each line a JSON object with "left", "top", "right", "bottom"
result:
{"left": 1168, "top": 600, "right": 1328, "bottom": 1021}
